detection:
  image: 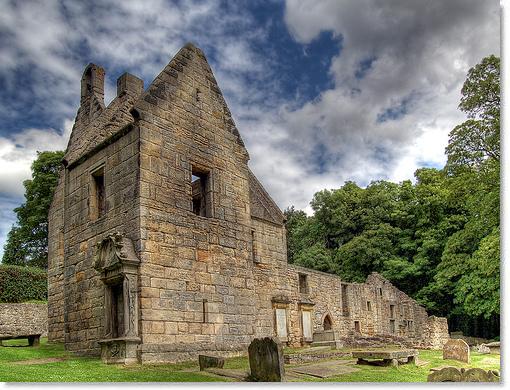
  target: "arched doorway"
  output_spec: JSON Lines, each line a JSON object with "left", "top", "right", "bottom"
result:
{"left": 323, "top": 314, "right": 333, "bottom": 331}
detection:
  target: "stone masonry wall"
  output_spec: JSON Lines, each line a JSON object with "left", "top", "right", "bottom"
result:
{"left": 47, "top": 43, "right": 448, "bottom": 362}
{"left": 133, "top": 44, "right": 257, "bottom": 363}
{"left": 252, "top": 218, "right": 289, "bottom": 339}
{"left": 60, "top": 127, "right": 140, "bottom": 355}
{"left": 0, "top": 303, "right": 48, "bottom": 337}
{"left": 47, "top": 174, "right": 65, "bottom": 342}
{"left": 421, "top": 316, "right": 450, "bottom": 349}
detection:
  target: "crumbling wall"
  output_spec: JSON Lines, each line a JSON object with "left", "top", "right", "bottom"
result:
{"left": 60, "top": 127, "right": 141, "bottom": 355}
{"left": 0, "top": 303, "right": 48, "bottom": 338}
{"left": 420, "top": 316, "right": 450, "bottom": 349}
{"left": 47, "top": 174, "right": 65, "bottom": 343}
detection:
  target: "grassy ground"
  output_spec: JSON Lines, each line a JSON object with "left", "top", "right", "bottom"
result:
{"left": 0, "top": 338, "right": 500, "bottom": 382}
{"left": 286, "top": 349, "right": 501, "bottom": 382}
{"left": 0, "top": 338, "right": 224, "bottom": 382}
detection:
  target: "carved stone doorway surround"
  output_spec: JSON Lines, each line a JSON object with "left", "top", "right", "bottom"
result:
{"left": 93, "top": 232, "right": 140, "bottom": 364}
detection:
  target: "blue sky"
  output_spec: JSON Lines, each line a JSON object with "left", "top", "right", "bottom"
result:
{"left": 0, "top": 0, "right": 501, "bottom": 258}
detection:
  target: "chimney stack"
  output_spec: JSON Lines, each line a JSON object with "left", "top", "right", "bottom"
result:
{"left": 116, "top": 73, "right": 144, "bottom": 97}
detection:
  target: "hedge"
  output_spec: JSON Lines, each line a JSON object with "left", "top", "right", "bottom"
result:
{"left": 0, "top": 264, "right": 47, "bottom": 303}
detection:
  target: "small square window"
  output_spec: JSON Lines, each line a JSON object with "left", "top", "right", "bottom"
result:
{"left": 354, "top": 320, "right": 361, "bottom": 333}
{"left": 367, "top": 301, "right": 372, "bottom": 311}
{"left": 298, "top": 274, "right": 309, "bottom": 294}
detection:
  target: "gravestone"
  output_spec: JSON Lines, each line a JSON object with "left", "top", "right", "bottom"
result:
{"left": 198, "top": 355, "right": 225, "bottom": 370}
{"left": 428, "top": 367, "right": 499, "bottom": 382}
{"left": 443, "top": 339, "right": 470, "bottom": 363}
{"left": 474, "top": 344, "right": 490, "bottom": 354}
{"left": 485, "top": 341, "right": 500, "bottom": 354}
{"left": 248, "top": 337, "right": 285, "bottom": 382}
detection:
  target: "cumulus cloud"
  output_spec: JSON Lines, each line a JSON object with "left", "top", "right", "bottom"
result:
{"left": 0, "top": 0, "right": 501, "bottom": 258}
{"left": 246, "top": 0, "right": 499, "bottom": 212}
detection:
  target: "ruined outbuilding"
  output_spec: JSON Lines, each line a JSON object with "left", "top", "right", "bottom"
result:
{"left": 47, "top": 43, "right": 448, "bottom": 364}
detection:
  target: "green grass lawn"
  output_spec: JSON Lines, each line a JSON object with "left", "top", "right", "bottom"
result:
{"left": 0, "top": 338, "right": 224, "bottom": 382}
{"left": 0, "top": 338, "right": 500, "bottom": 382}
{"left": 286, "top": 349, "right": 500, "bottom": 382}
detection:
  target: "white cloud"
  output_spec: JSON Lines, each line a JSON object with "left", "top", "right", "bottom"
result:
{"left": 249, "top": 0, "right": 500, "bottom": 213}
{"left": 0, "top": 0, "right": 501, "bottom": 262}
{"left": 0, "top": 120, "right": 72, "bottom": 198}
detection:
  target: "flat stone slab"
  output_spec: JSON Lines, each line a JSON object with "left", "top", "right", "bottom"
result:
{"left": 352, "top": 350, "right": 418, "bottom": 360}
{"left": 289, "top": 360, "right": 360, "bottom": 378}
{"left": 198, "top": 354, "right": 224, "bottom": 370}
{"left": 11, "top": 357, "right": 67, "bottom": 365}
{"left": 284, "top": 349, "right": 352, "bottom": 364}
{"left": 205, "top": 368, "right": 248, "bottom": 381}
{"left": 300, "top": 346, "right": 331, "bottom": 353}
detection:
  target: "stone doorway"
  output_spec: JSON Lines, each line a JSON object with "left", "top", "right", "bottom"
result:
{"left": 323, "top": 314, "right": 333, "bottom": 331}
{"left": 93, "top": 233, "right": 141, "bottom": 364}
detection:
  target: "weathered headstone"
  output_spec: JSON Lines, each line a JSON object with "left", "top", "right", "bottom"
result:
{"left": 248, "top": 337, "right": 285, "bottom": 382}
{"left": 198, "top": 355, "right": 225, "bottom": 370}
{"left": 473, "top": 344, "right": 490, "bottom": 354}
{"left": 428, "top": 367, "right": 499, "bottom": 382}
{"left": 443, "top": 339, "right": 470, "bottom": 363}
{"left": 485, "top": 341, "right": 500, "bottom": 354}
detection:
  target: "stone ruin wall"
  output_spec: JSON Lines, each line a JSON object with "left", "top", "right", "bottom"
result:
{"left": 134, "top": 45, "right": 258, "bottom": 363}
{"left": 251, "top": 218, "right": 290, "bottom": 339}
{"left": 47, "top": 174, "right": 65, "bottom": 343}
{"left": 47, "top": 44, "right": 449, "bottom": 364}
{"left": 0, "top": 303, "right": 48, "bottom": 338}
{"left": 421, "top": 316, "right": 449, "bottom": 349}
{"left": 48, "top": 127, "right": 141, "bottom": 355}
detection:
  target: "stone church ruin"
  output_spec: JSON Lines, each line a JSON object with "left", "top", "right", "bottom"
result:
{"left": 47, "top": 43, "right": 449, "bottom": 364}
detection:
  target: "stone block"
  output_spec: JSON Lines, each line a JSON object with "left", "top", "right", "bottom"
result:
{"left": 198, "top": 355, "right": 225, "bottom": 370}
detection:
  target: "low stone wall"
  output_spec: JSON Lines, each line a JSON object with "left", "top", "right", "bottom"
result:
{"left": 0, "top": 303, "right": 48, "bottom": 337}
{"left": 284, "top": 350, "right": 352, "bottom": 364}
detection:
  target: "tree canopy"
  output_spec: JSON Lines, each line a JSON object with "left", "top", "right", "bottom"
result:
{"left": 284, "top": 55, "right": 500, "bottom": 338}
{"left": 2, "top": 150, "right": 64, "bottom": 268}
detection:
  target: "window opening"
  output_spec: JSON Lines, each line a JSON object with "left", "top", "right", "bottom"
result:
{"left": 323, "top": 314, "right": 333, "bottom": 331}
{"left": 110, "top": 283, "right": 125, "bottom": 338}
{"left": 191, "top": 167, "right": 211, "bottom": 217}
{"left": 202, "top": 299, "right": 208, "bottom": 323}
{"left": 298, "top": 273, "right": 309, "bottom": 294}
{"left": 341, "top": 284, "right": 349, "bottom": 315}
{"left": 91, "top": 166, "right": 105, "bottom": 220}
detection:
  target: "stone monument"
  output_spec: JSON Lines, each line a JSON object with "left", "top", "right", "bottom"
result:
{"left": 443, "top": 339, "right": 470, "bottom": 363}
{"left": 248, "top": 337, "right": 285, "bottom": 382}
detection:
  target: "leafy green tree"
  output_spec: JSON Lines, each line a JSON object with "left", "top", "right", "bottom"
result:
{"left": 2, "top": 151, "right": 64, "bottom": 268}
{"left": 446, "top": 55, "right": 500, "bottom": 174}
{"left": 293, "top": 243, "right": 337, "bottom": 274}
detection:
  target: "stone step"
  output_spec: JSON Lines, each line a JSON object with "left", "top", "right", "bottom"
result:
{"left": 311, "top": 340, "right": 341, "bottom": 349}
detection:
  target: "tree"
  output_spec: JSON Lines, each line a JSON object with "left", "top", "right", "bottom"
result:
{"left": 2, "top": 151, "right": 64, "bottom": 268}
{"left": 446, "top": 55, "right": 500, "bottom": 174}
{"left": 281, "top": 55, "right": 500, "bottom": 337}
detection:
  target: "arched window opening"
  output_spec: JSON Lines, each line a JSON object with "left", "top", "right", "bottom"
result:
{"left": 323, "top": 314, "right": 333, "bottom": 331}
